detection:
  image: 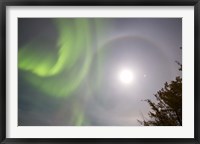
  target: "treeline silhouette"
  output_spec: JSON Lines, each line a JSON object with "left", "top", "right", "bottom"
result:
{"left": 138, "top": 48, "right": 182, "bottom": 126}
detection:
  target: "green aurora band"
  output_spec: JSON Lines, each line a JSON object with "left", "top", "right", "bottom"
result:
{"left": 19, "top": 18, "right": 109, "bottom": 125}
{"left": 18, "top": 19, "right": 93, "bottom": 98}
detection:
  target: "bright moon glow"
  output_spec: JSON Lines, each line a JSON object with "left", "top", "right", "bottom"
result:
{"left": 118, "top": 69, "right": 134, "bottom": 84}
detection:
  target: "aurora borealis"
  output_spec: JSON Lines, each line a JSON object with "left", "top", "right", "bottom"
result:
{"left": 18, "top": 18, "right": 182, "bottom": 126}
{"left": 19, "top": 19, "right": 93, "bottom": 97}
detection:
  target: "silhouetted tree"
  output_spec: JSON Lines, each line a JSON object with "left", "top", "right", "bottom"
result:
{"left": 139, "top": 62, "right": 182, "bottom": 126}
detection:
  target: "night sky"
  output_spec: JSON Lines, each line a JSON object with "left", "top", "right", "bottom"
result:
{"left": 18, "top": 18, "right": 182, "bottom": 126}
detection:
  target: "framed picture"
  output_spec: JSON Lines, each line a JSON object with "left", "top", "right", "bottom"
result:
{"left": 0, "top": 0, "right": 199, "bottom": 143}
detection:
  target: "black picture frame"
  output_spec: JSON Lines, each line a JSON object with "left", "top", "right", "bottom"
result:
{"left": 0, "top": 0, "right": 199, "bottom": 143}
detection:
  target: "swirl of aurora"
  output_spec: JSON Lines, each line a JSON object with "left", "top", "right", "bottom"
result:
{"left": 18, "top": 19, "right": 93, "bottom": 97}
{"left": 18, "top": 18, "right": 182, "bottom": 126}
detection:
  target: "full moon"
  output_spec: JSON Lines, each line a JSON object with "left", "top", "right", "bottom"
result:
{"left": 118, "top": 69, "right": 134, "bottom": 84}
